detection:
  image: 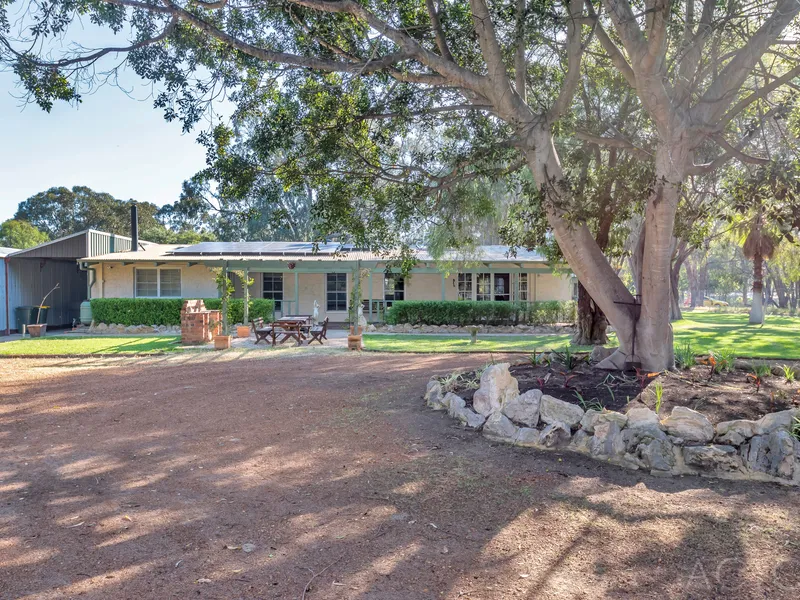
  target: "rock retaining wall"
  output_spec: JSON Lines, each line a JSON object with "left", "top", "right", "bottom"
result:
{"left": 425, "top": 363, "right": 800, "bottom": 486}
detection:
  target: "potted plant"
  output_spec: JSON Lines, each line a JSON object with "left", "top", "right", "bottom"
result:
{"left": 212, "top": 267, "right": 234, "bottom": 350}
{"left": 28, "top": 283, "right": 60, "bottom": 338}
{"left": 234, "top": 269, "right": 254, "bottom": 338}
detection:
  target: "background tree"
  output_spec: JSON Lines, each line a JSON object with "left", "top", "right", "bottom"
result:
{"left": 0, "top": 219, "right": 49, "bottom": 249}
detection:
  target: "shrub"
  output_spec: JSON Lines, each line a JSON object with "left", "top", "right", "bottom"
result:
{"left": 90, "top": 298, "right": 274, "bottom": 326}
{"left": 384, "top": 300, "right": 576, "bottom": 327}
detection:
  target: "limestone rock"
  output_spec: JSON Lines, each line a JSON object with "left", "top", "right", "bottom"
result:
{"left": 589, "top": 421, "right": 626, "bottom": 458}
{"left": 683, "top": 445, "right": 742, "bottom": 472}
{"left": 482, "top": 412, "right": 519, "bottom": 443}
{"left": 451, "top": 404, "right": 486, "bottom": 430}
{"left": 625, "top": 407, "right": 661, "bottom": 430}
{"left": 768, "top": 429, "right": 796, "bottom": 479}
{"left": 446, "top": 393, "right": 466, "bottom": 418}
{"left": 754, "top": 409, "right": 799, "bottom": 435}
{"left": 472, "top": 363, "right": 519, "bottom": 416}
{"left": 569, "top": 429, "right": 592, "bottom": 453}
{"left": 580, "top": 409, "right": 628, "bottom": 433}
{"left": 661, "top": 407, "right": 714, "bottom": 443}
{"left": 639, "top": 438, "right": 675, "bottom": 471}
{"left": 741, "top": 435, "right": 771, "bottom": 473}
{"left": 596, "top": 350, "right": 629, "bottom": 370}
{"left": 502, "top": 389, "right": 542, "bottom": 427}
{"left": 590, "top": 346, "right": 617, "bottom": 363}
{"left": 539, "top": 395, "right": 585, "bottom": 428}
{"left": 540, "top": 422, "right": 572, "bottom": 447}
{"left": 424, "top": 381, "right": 446, "bottom": 410}
{"left": 514, "top": 427, "right": 541, "bottom": 447}
{"left": 715, "top": 419, "right": 757, "bottom": 446}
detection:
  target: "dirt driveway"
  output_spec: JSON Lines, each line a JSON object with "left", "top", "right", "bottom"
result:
{"left": 1, "top": 350, "right": 798, "bottom": 599}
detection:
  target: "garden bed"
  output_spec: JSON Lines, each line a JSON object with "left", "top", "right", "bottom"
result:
{"left": 448, "top": 360, "right": 800, "bottom": 425}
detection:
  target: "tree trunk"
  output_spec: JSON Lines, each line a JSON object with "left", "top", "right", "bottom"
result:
{"left": 572, "top": 283, "right": 609, "bottom": 345}
{"left": 750, "top": 253, "right": 764, "bottom": 324}
{"left": 741, "top": 257, "right": 749, "bottom": 306}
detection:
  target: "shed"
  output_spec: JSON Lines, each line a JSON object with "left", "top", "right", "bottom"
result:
{"left": 3, "top": 230, "right": 142, "bottom": 334}
{"left": 1, "top": 247, "right": 19, "bottom": 332}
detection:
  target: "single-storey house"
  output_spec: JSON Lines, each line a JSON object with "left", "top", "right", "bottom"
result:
{"left": 80, "top": 241, "right": 576, "bottom": 322}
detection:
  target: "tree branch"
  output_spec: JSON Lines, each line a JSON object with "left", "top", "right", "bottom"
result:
{"left": 584, "top": 0, "right": 636, "bottom": 88}
{"left": 575, "top": 130, "right": 651, "bottom": 160}
{"left": 425, "top": 0, "right": 454, "bottom": 62}
{"left": 719, "top": 63, "right": 800, "bottom": 128}
{"left": 548, "top": 0, "right": 586, "bottom": 121}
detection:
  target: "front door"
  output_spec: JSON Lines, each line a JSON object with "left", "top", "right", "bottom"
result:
{"left": 494, "top": 273, "right": 510, "bottom": 301}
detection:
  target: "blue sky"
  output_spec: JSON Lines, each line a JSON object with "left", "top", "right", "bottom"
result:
{"left": 0, "top": 73, "right": 209, "bottom": 222}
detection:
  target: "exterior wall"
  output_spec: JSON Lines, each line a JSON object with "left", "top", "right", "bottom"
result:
{"left": 0, "top": 258, "right": 7, "bottom": 331}
{"left": 532, "top": 273, "right": 573, "bottom": 301}
{"left": 405, "top": 273, "right": 450, "bottom": 301}
{"left": 7, "top": 258, "right": 87, "bottom": 329}
{"left": 95, "top": 263, "right": 218, "bottom": 299}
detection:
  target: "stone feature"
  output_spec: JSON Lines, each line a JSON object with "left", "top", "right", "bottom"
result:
{"left": 590, "top": 346, "right": 617, "bottom": 363}
{"left": 580, "top": 409, "right": 628, "bottom": 433}
{"left": 472, "top": 363, "right": 519, "bottom": 416}
{"left": 502, "top": 389, "right": 542, "bottom": 427}
{"left": 661, "top": 407, "right": 714, "bottom": 443}
{"left": 428, "top": 365, "right": 800, "bottom": 486}
{"left": 425, "top": 381, "right": 446, "bottom": 411}
{"left": 683, "top": 445, "right": 742, "bottom": 472}
{"left": 539, "top": 395, "right": 585, "bottom": 428}
{"left": 625, "top": 407, "right": 661, "bottom": 430}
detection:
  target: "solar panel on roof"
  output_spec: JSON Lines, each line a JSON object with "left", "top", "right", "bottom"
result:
{"left": 167, "top": 241, "right": 353, "bottom": 256}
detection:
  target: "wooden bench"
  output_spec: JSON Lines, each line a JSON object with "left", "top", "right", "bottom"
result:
{"left": 308, "top": 317, "right": 329, "bottom": 345}
{"left": 251, "top": 317, "right": 276, "bottom": 345}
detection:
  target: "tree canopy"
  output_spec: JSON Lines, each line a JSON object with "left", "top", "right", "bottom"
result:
{"left": 0, "top": 219, "right": 49, "bottom": 249}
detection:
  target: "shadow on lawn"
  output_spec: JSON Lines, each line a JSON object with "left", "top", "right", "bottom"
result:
{"left": 1, "top": 352, "right": 798, "bottom": 599}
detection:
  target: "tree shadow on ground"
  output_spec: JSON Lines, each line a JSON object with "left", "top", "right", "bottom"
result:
{"left": 1, "top": 352, "right": 798, "bottom": 599}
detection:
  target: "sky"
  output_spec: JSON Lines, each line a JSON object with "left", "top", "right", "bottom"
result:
{"left": 0, "top": 7, "right": 214, "bottom": 223}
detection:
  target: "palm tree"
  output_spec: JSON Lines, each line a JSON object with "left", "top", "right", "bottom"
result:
{"left": 741, "top": 209, "right": 777, "bottom": 324}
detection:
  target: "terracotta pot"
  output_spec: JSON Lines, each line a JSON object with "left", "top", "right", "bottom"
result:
{"left": 236, "top": 325, "right": 251, "bottom": 338}
{"left": 27, "top": 324, "right": 47, "bottom": 338}
{"left": 347, "top": 334, "right": 363, "bottom": 351}
{"left": 214, "top": 335, "right": 232, "bottom": 350}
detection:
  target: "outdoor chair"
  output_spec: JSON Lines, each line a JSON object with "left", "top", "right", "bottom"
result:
{"left": 251, "top": 317, "right": 276, "bottom": 345}
{"left": 308, "top": 317, "right": 329, "bottom": 345}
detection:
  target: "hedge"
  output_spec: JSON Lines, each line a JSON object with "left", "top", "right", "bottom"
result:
{"left": 90, "top": 298, "right": 275, "bottom": 326}
{"left": 384, "top": 300, "right": 576, "bottom": 327}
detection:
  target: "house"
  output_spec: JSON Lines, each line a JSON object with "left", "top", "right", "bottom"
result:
{"left": 2, "top": 230, "right": 144, "bottom": 334}
{"left": 80, "top": 241, "right": 576, "bottom": 322}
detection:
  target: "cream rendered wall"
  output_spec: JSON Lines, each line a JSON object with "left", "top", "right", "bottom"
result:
{"left": 96, "top": 263, "right": 218, "bottom": 299}
{"left": 533, "top": 272, "right": 573, "bottom": 301}
{"left": 404, "top": 273, "right": 453, "bottom": 301}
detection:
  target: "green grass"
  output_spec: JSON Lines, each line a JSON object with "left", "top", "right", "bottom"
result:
{"left": 672, "top": 312, "right": 800, "bottom": 359}
{"left": 0, "top": 336, "right": 181, "bottom": 356}
{"left": 364, "top": 311, "right": 800, "bottom": 358}
{"left": 363, "top": 333, "right": 584, "bottom": 354}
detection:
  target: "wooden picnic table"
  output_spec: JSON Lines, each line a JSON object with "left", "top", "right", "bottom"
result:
{"left": 275, "top": 316, "right": 311, "bottom": 345}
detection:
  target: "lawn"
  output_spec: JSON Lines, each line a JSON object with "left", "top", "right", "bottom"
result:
{"left": 365, "top": 311, "right": 800, "bottom": 359}
{"left": 0, "top": 335, "right": 181, "bottom": 355}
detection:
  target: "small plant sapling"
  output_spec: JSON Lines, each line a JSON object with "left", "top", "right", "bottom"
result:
{"left": 652, "top": 382, "right": 664, "bottom": 414}
{"left": 781, "top": 364, "right": 796, "bottom": 383}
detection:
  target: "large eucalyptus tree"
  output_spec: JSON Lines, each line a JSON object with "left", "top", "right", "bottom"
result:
{"left": 2, "top": 0, "right": 798, "bottom": 369}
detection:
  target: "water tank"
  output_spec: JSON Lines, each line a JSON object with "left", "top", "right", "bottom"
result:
{"left": 80, "top": 300, "right": 93, "bottom": 325}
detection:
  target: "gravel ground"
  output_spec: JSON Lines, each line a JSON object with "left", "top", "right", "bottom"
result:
{"left": 1, "top": 350, "right": 799, "bottom": 599}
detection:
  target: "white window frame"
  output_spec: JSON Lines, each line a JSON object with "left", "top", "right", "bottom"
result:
{"left": 457, "top": 273, "right": 473, "bottom": 301}
{"left": 134, "top": 267, "right": 182, "bottom": 298}
{"left": 517, "top": 273, "right": 529, "bottom": 301}
{"left": 476, "top": 273, "right": 492, "bottom": 301}
{"left": 326, "top": 272, "right": 348, "bottom": 312}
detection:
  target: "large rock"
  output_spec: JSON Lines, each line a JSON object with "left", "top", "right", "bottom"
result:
{"left": 596, "top": 350, "right": 629, "bottom": 370}
{"left": 639, "top": 438, "right": 675, "bottom": 472}
{"left": 424, "top": 381, "right": 446, "bottom": 410}
{"left": 590, "top": 346, "right": 617, "bottom": 363}
{"left": 472, "top": 363, "right": 519, "bottom": 416}
{"left": 754, "top": 409, "right": 799, "bottom": 435}
{"left": 502, "top": 389, "right": 542, "bottom": 427}
{"left": 569, "top": 429, "right": 592, "bottom": 453}
{"left": 589, "top": 421, "right": 625, "bottom": 458}
{"left": 539, "top": 395, "right": 585, "bottom": 428}
{"left": 683, "top": 445, "right": 742, "bottom": 472}
{"left": 580, "top": 409, "right": 628, "bottom": 433}
{"left": 451, "top": 404, "right": 486, "bottom": 430}
{"left": 514, "top": 427, "right": 541, "bottom": 447}
{"left": 622, "top": 424, "right": 674, "bottom": 471}
{"left": 445, "top": 393, "right": 466, "bottom": 417}
{"left": 540, "top": 422, "right": 572, "bottom": 447}
{"left": 482, "top": 412, "right": 519, "bottom": 442}
{"left": 625, "top": 407, "right": 661, "bottom": 430}
{"left": 741, "top": 435, "right": 771, "bottom": 473}
{"left": 661, "top": 407, "right": 714, "bottom": 443}
{"left": 768, "top": 430, "right": 796, "bottom": 479}
{"left": 715, "top": 419, "right": 757, "bottom": 446}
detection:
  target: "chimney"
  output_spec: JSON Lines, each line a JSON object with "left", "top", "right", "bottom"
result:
{"left": 130, "top": 203, "right": 139, "bottom": 252}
